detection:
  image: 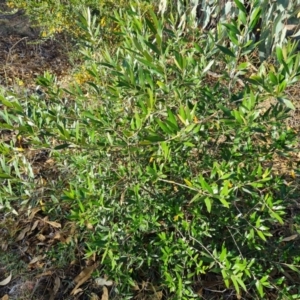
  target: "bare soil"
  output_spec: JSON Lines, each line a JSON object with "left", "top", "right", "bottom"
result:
{"left": 0, "top": 1, "right": 74, "bottom": 89}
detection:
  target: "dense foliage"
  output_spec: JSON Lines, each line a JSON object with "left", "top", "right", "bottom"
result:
{"left": 1, "top": 0, "right": 300, "bottom": 299}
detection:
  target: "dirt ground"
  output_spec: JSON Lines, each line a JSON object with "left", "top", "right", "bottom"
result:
{"left": 0, "top": 1, "right": 74, "bottom": 90}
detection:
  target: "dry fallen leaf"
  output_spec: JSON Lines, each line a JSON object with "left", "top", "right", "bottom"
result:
{"left": 36, "top": 271, "right": 53, "bottom": 278}
{"left": 71, "top": 264, "right": 97, "bottom": 295}
{"left": 71, "top": 288, "right": 83, "bottom": 296}
{"left": 281, "top": 234, "right": 298, "bottom": 242}
{"left": 0, "top": 272, "right": 12, "bottom": 286}
{"left": 90, "top": 292, "right": 99, "bottom": 300}
{"left": 154, "top": 291, "right": 163, "bottom": 300}
{"left": 84, "top": 220, "right": 94, "bottom": 230}
{"left": 31, "top": 220, "right": 40, "bottom": 231}
{"left": 37, "top": 234, "right": 46, "bottom": 241}
{"left": 15, "top": 226, "right": 31, "bottom": 241}
{"left": 29, "top": 255, "right": 44, "bottom": 265}
{"left": 95, "top": 278, "right": 113, "bottom": 287}
{"left": 53, "top": 276, "right": 61, "bottom": 295}
{"left": 40, "top": 217, "right": 61, "bottom": 228}
{"left": 53, "top": 232, "right": 61, "bottom": 240}
{"left": 101, "top": 286, "right": 109, "bottom": 300}
{"left": 29, "top": 207, "right": 41, "bottom": 220}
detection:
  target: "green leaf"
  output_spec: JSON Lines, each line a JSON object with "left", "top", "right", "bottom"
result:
{"left": 277, "top": 97, "right": 295, "bottom": 110}
{"left": 142, "top": 135, "right": 165, "bottom": 143}
{"left": 222, "top": 23, "right": 240, "bottom": 35}
{"left": 269, "top": 211, "right": 284, "bottom": 225}
{"left": 232, "top": 110, "right": 244, "bottom": 124}
{"left": 216, "top": 45, "right": 236, "bottom": 58}
{"left": 238, "top": 10, "right": 247, "bottom": 26}
{"left": 221, "top": 269, "right": 230, "bottom": 288}
{"left": 202, "top": 59, "right": 215, "bottom": 74}
{"left": 156, "top": 118, "right": 173, "bottom": 135}
{"left": 204, "top": 197, "right": 212, "bottom": 213}
{"left": 198, "top": 175, "right": 213, "bottom": 194}
{"left": 167, "top": 108, "right": 179, "bottom": 130}
{"left": 228, "top": 31, "right": 239, "bottom": 45}
{"left": 256, "top": 230, "right": 267, "bottom": 241}
{"left": 234, "top": 0, "right": 247, "bottom": 14}
{"left": 107, "top": 132, "right": 113, "bottom": 145}
{"left": 54, "top": 143, "right": 70, "bottom": 150}
{"left": 190, "top": 193, "right": 201, "bottom": 204}
{"left": 83, "top": 112, "right": 103, "bottom": 123}
{"left": 134, "top": 112, "right": 142, "bottom": 129}
{"left": 174, "top": 51, "right": 186, "bottom": 71}
{"left": 0, "top": 95, "right": 14, "bottom": 108}
{"left": 218, "top": 196, "right": 230, "bottom": 208}
{"left": 284, "top": 264, "right": 300, "bottom": 274}
{"left": 149, "top": 9, "right": 162, "bottom": 35}
{"left": 87, "top": 80, "right": 100, "bottom": 93}
{"left": 219, "top": 245, "right": 227, "bottom": 261}
{"left": 255, "top": 279, "right": 265, "bottom": 297}
{"left": 145, "top": 41, "right": 161, "bottom": 56}
{"left": 249, "top": 7, "right": 261, "bottom": 31}
{"left": 276, "top": 47, "right": 284, "bottom": 63}
{"left": 178, "top": 105, "right": 187, "bottom": 124}
{"left": 231, "top": 275, "right": 240, "bottom": 294}
{"left": 268, "top": 72, "right": 277, "bottom": 85}
{"left": 236, "top": 276, "right": 247, "bottom": 291}
{"left": 237, "top": 62, "right": 250, "bottom": 71}
{"left": 0, "top": 173, "right": 13, "bottom": 179}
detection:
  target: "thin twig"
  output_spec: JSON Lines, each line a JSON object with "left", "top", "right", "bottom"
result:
{"left": 6, "top": 37, "right": 28, "bottom": 64}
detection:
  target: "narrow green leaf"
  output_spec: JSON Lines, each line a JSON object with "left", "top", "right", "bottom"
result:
{"left": 202, "top": 59, "right": 215, "bottom": 74}
{"left": 167, "top": 108, "right": 179, "bottom": 130}
{"left": 255, "top": 279, "right": 265, "bottom": 297}
{"left": 234, "top": 0, "right": 247, "bottom": 13}
{"left": 190, "top": 193, "right": 201, "bottom": 204}
{"left": 54, "top": 143, "right": 70, "bottom": 150}
{"left": 204, "top": 197, "right": 212, "bottom": 213}
{"left": 276, "top": 47, "right": 284, "bottom": 63}
{"left": 256, "top": 230, "right": 267, "bottom": 241}
{"left": 222, "top": 23, "right": 240, "bottom": 35}
{"left": 135, "top": 112, "right": 142, "bottom": 129}
{"left": 268, "top": 72, "right": 277, "bottom": 85}
{"left": 231, "top": 276, "right": 240, "bottom": 294}
{"left": 149, "top": 9, "right": 162, "bottom": 35}
{"left": 228, "top": 32, "right": 239, "bottom": 45}
{"left": 216, "top": 45, "right": 236, "bottom": 58}
{"left": 145, "top": 18, "right": 157, "bottom": 35}
{"left": 198, "top": 175, "right": 213, "bottom": 194}
{"left": 145, "top": 41, "right": 161, "bottom": 56}
{"left": 238, "top": 10, "right": 247, "bottom": 26}
{"left": 86, "top": 81, "right": 100, "bottom": 94}
{"left": 219, "top": 196, "right": 230, "bottom": 208}
{"left": 142, "top": 135, "right": 165, "bottom": 143}
{"left": 83, "top": 112, "right": 102, "bottom": 123}
{"left": 0, "top": 96, "right": 14, "bottom": 108}
{"left": 270, "top": 211, "right": 284, "bottom": 225}
{"left": 221, "top": 270, "right": 230, "bottom": 288}
{"left": 156, "top": 118, "right": 172, "bottom": 134}
{"left": 178, "top": 105, "right": 187, "bottom": 124}
{"left": 236, "top": 277, "right": 247, "bottom": 291}
{"left": 107, "top": 132, "right": 115, "bottom": 145}
{"left": 0, "top": 174, "right": 13, "bottom": 179}
{"left": 277, "top": 97, "right": 295, "bottom": 110}
{"left": 249, "top": 7, "right": 261, "bottom": 30}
